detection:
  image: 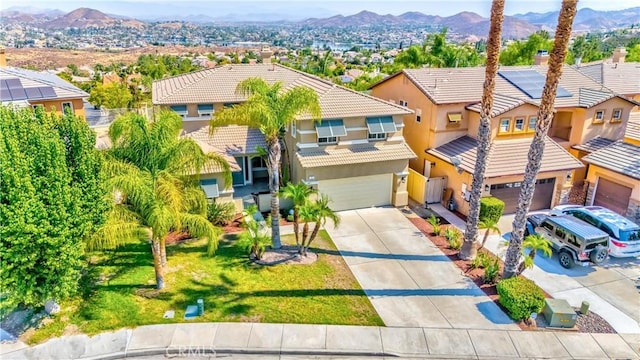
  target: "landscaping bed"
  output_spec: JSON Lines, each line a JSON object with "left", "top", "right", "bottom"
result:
{"left": 407, "top": 216, "right": 616, "bottom": 333}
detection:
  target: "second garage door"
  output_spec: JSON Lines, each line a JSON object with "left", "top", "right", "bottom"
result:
{"left": 593, "top": 177, "right": 632, "bottom": 215}
{"left": 490, "top": 178, "right": 556, "bottom": 214}
{"left": 318, "top": 174, "right": 392, "bottom": 211}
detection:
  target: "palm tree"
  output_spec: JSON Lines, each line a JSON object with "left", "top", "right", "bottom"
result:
{"left": 280, "top": 182, "right": 316, "bottom": 250}
{"left": 503, "top": 0, "right": 578, "bottom": 279}
{"left": 212, "top": 78, "right": 321, "bottom": 249}
{"left": 93, "top": 111, "right": 231, "bottom": 289}
{"left": 299, "top": 194, "right": 340, "bottom": 257}
{"left": 459, "top": 0, "right": 505, "bottom": 260}
{"left": 478, "top": 217, "right": 501, "bottom": 250}
{"left": 517, "top": 234, "right": 552, "bottom": 275}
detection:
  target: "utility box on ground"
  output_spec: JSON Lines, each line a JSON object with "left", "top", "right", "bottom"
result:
{"left": 542, "top": 299, "right": 577, "bottom": 328}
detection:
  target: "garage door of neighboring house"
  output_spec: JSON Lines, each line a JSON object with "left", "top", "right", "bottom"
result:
{"left": 317, "top": 174, "right": 392, "bottom": 211}
{"left": 593, "top": 177, "right": 631, "bottom": 215}
{"left": 490, "top": 178, "right": 555, "bottom": 214}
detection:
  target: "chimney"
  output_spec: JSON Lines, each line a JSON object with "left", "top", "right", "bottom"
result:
{"left": 0, "top": 47, "right": 6, "bottom": 67}
{"left": 534, "top": 50, "right": 549, "bottom": 65}
{"left": 260, "top": 46, "right": 273, "bottom": 64}
{"left": 612, "top": 47, "right": 627, "bottom": 63}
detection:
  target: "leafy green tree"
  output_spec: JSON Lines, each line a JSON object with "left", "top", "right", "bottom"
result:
{"left": 568, "top": 34, "right": 605, "bottom": 64}
{"left": 500, "top": 31, "right": 554, "bottom": 65}
{"left": 627, "top": 43, "right": 640, "bottom": 62}
{"left": 89, "top": 82, "right": 133, "bottom": 109}
{"left": 96, "top": 111, "right": 231, "bottom": 289}
{"left": 213, "top": 78, "right": 321, "bottom": 249}
{"left": 0, "top": 106, "right": 107, "bottom": 308}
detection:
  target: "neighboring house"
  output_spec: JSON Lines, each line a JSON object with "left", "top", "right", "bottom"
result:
{"left": 153, "top": 63, "right": 415, "bottom": 211}
{"left": 0, "top": 66, "right": 88, "bottom": 118}
{"left": 575, "top": 48, "right": 640, "bottom": 107}
{"left": 580, "top": 115, "right": 640, "bottom": 223}
{"left": 371, "top": 56, "right": 637, "bottom": 215}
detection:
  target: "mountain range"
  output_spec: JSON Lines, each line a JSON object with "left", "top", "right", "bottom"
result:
{"left": 1, "top": 6, "right": 638, "bottom": 39}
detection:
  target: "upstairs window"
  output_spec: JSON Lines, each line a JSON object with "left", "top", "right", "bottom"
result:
{"left": 197, "top": 104, "right": 214, "bottom": 117}
{"left": 200, "top": 178, "right": 219, "bottom": 198}
{"left": 528, "top": 116, "right": 537, "bottom": 132}
{"left": 499, "top": 118, "right": 511, "bottom": 133}
{"left": 62, "top": 102, "right": 73, "bottom": 115}
{"left": 170, "top": 104, "right": 187, "bottom": 118}
{"left": 366, "top": 116, "right": 396, "bottom": 140}
{"left": 593, "top": 109, "right": 605, "bottom": 124}
{"left": 611, "top": 108, "right": 622, "bottom": 123}
{"left": 514, "top": 117, "right": 525, "bottom": 132}
{"left": 315, "top": 119, "right": 346, "bottom": 145}
{"left": 447, "top": 112, "right": 462, "bottom": 123}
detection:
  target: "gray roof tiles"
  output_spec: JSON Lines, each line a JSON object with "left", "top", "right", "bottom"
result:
{"left": 427, "top": 135, "right": 583, "bottom": 178}
{"left": 582, "top": 141, "right": 640, "bottom": 180}
{"left": 576, "top": 62, "right": 640, "bottom": 95}
{"left": 0, "top": 67, "right": 88, "bottom": 101}
{"left": 572, "top": 136, "right": 616, "bottom": 153}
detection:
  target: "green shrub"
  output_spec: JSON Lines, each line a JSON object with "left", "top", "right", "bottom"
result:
{"left": 483, "top": 258, "right": 500, "bottom": 284}
{"left": 471, "top": 252, "right": 489, "bottom": 269}
{"left": 479, "top": 197, "right": 505, "bottom": 224}
{"left": 497, "top": 277, "right": 545, "bottom": 320}
{"left": 426, "top": 214, "right": 441, "bottom": 235}
{"left": 444, "top": 227, "right": 462, "bottom": 250}
{"left": 207, "top": 201, "right": 236, "bottom": 226}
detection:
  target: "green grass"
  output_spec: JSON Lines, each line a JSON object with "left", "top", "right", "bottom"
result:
{"left": 27, "top": 231, "right": 382, "bottom": 343}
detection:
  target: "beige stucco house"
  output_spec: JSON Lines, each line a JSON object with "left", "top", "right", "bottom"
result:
{"left": 0, "top": 63, "right": 88, "bottom": 118}
{"left": 152, "top": 63, "right": 416, "bottom": 211}
{"left": 371, "top": 56, "right": 637, "bottom": 215}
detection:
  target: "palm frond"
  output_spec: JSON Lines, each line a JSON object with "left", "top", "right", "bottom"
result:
{"left": 88, "top": 206, "right": 147, "bottom": 251}
{"left": 180, "top": 213, "right": 222, "bottom": 255}
{"left": 149, "top": 110, "right": 183, "bottom": 148}
{"left": 154, "top": 171, "right": 185, "bottom": 212}
{"left": 148, "top": 203, "right": 179, "bottom": 240}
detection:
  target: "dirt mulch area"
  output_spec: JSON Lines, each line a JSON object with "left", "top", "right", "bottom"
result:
{"left": 407, "top": 216, "right": 616, "bottom": 333}
{"left": 253, "top": 245, "right": 318, "bottom": 266}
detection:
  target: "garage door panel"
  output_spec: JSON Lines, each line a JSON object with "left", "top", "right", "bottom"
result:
{"left": 318, "top": 174, "right": 392, "bottom": 211}
{"left": 594, "top": 178, "right": 631, "bottom": 215}
{"left": 491, "top": 178, "right": 555, "bottom": 214}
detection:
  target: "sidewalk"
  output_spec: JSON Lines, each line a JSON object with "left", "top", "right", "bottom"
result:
{"left": 2, "top": 322, "right": 638, "bottom": 359}
{"left": 425, "top": 203, "right": 640, "bottom": 334}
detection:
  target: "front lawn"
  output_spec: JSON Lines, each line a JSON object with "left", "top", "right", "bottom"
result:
{"left": 26, "top": 231, "right": 382, "bottom": 343}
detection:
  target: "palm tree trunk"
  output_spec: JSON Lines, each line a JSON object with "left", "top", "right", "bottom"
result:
{"left": 305, "top": 221, "right": 322, "bottom": 256}
{"left": 293, "top": 210, "right": 300, "bottom": 248}
{"left": 268, "top": 139, "right": 282, "bottom": 249}
{"left": 479, "top": 230, "right": 490, "bottom": 250}
{"left": 301, "top": 221, "right": 310, "bottom": 256}
{"left": 503, "top": 0, "right": 577, "bottom": 279}
{"left": 460, "top": 0, "right": 505, "bottom": 260}
{"left": 160, "top": 237, "right": 167, "bottom": 267}
{"left": 151, "top": 240, "right": 165, "bottom": 289}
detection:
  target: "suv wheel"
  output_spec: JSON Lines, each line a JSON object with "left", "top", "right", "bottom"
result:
{"left": 590, "top": 245, "right": 608, "bottom": 265}
{"left": 558, "top": 250, "right": 574, "bottom": 269}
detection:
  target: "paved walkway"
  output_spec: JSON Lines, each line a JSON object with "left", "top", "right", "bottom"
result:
{"left": 2, "top": 322, "right": 639, "bottom": 359}
{"left": 425, "top": 203, "right": 640, "bottom": 334}
{"left": 325, "top": 207, "right": 518, "bottom": 330}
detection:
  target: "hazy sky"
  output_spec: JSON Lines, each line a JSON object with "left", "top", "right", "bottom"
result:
{"left": 3, "top": 0, "right": 639, "bottom": 19}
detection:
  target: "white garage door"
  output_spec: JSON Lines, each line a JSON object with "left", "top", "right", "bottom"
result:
{"left": 318, "top": 174, "right": 392, "bottom": 211}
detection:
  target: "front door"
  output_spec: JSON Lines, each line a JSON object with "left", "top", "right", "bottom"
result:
{"left": 232, "top": 156, "right": 251, "bottom": 186}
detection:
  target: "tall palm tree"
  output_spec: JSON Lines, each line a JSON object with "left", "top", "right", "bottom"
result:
{"left": 459, "top": 0, "right": 505, "bottom": 260}
{"left": 280, "top": 182, "right": 317, "bottom": 249}
{"left": 93, "top": 111, "right": 231, "bottom": 289}
{"left": 517, "top": 233, "right": 552, "bottom": 275}
{"left": 298, "top": 194, "right": 340, "bottom": 257}
{"left": 503, "top": 0, "right": 578, "bottom": 279}
{"left": 212, "top": 78, "right": 321, "bottom": 249}
{"left": 478, "top": 217, "right": 501, "bottom": 250}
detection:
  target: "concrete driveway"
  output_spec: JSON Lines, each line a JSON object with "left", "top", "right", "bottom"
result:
{"left": 325, "top": 207, "right": 519, "bottom": 330}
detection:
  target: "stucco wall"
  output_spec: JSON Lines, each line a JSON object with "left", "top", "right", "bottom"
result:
{"left": 31, "top": 98, "right": 86, "bottom": 119}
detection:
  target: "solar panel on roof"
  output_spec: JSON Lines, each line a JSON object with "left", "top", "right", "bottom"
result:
{"left": 0, "top": 80, "right": 8, "bottom": 90}
{"left": 6, "top": 78, "right": 22, "bottom": 89}
{"left": 0, "top": 89, "right": 11, "bottom": 101}
{"left": 39, "top": 87, "right": 56, "bottom": 98}
{"left": 25, "top": 87, "right": 44, "bottom": 99}
{"left": 8, "top": 87, "right": 27, "bottom": 100}
{"left": 499, "top": 70, "right": 572, "bottom": 99}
